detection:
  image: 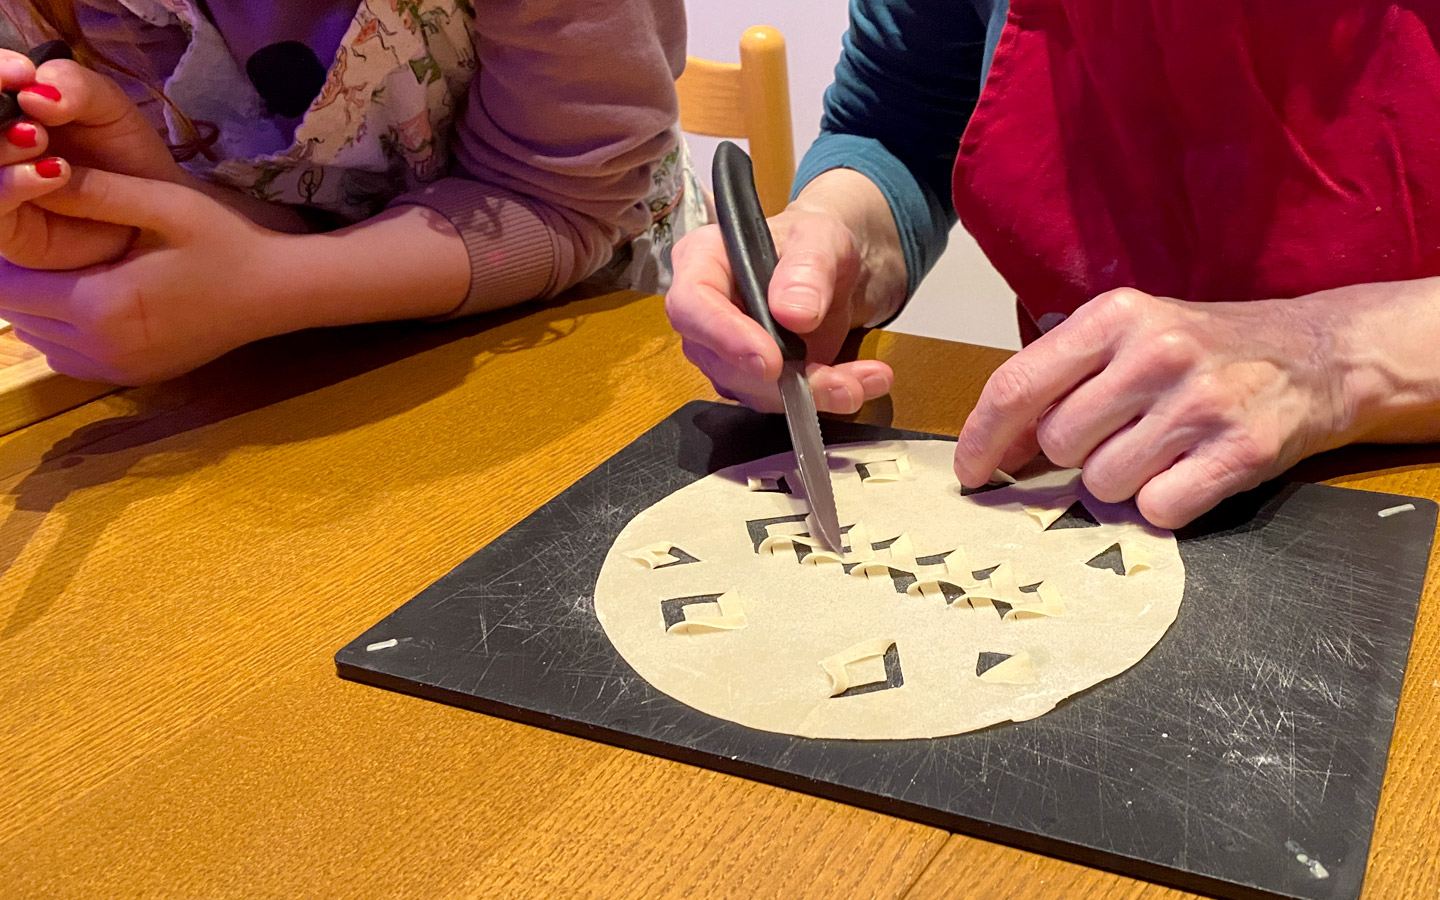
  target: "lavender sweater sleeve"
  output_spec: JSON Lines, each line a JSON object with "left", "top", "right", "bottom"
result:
{"left": 391, "top": 0, "right": 688, "bottom": 314}
{"left": 16, "top": 0, "right": 687, "bottom": 316}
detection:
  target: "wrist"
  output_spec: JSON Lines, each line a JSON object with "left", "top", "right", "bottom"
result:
{"left": 790, "top": 169, "right": 908, "bottom": 329}
{"left": 232, "top": 228, "right": 326, "bottom": 340}
{"left": 264, "top": 206, "right": 469, "bottom": 332}
{"left": 1299, "top": 277, "right": 1440, "bottom": 445}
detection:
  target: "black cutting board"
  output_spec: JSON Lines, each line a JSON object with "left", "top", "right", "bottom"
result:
{"left": 337, "top": 401, "right": 1435, "bottom": 900}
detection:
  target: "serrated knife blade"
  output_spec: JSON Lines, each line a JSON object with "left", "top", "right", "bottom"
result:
{"left": 712, "top": 140, "right": 843, "bottom": 552}
{"left": 776, "top": 361, "right": 843, "bottom": 551}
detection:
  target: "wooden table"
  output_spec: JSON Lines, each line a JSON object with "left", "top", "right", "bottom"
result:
{"left": 0, "top": 329, "right": 114, "bottom": 437}
{"left": 1, "top": 290, "right": 1435, "bottom": 899}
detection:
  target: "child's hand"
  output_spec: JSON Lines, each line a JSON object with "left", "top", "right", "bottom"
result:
{"left": 0, "top": 167, "right": 301, "bottom": 384}
{"left": 0, "top": 49, "right": 195, "bottom": 271}
{"left": 0, "top": 49, "right": 186, "bottom": 183}
{"left": 0, "top": 155, "right": 139, "bottom": 270}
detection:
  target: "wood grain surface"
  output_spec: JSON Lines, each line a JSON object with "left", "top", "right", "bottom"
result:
{"left": 0, "top": 329, "right": 114, "bottom": 437}
{"left": 0, "top": 290, "right": 1435, "bottom": 899}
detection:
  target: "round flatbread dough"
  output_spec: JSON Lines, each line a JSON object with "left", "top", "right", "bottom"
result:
{"left": 593, "top": 439, "right": 1184, "bottom": 740}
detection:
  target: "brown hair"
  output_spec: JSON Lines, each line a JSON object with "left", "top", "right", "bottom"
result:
{"left": 4, "top": 1, "right": 217, "bottom": 160}
{"left": 14, "top": 1, "right": 129, "bottom": 76}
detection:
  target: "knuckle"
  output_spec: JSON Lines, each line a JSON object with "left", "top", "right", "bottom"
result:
{"left": 1174, "top": 374, "right": 1233, "bottom": 423}
{"left": 662, "top": 289, "right": 687, "bottom": 328}
{"left": 71, "top": 167, "right": 111, "bottom": 208}
{"left": 78, "top": 293, "right": 122, "bottom": 334}
{"left": 1140, "top": 329, "right": 1202, "bottom": 374}
{"left": 985, "top": 363, "right": 1038, "bottom": 417}
{"left": 76, "top": 292, "right": 139, "bottom": 367}
{"left": 663, "top": 287, "right": 715, "bottom": 338}
{"left": 1092, "top": 287, "right": 1149, "bottom": 319}
{"left": 670, "top": 224, "right": 717, "bottom": 267}
{"left": 1218, "top": 431, "right": 1280, "bottom": 476}
{"left": 1136, "top": 495, "right": 1188, "bottom": 531}
{"left": 776, "top": 246, "right": 835, "bottom": 283}
{"left": 952, "top": 426, "right": 992, "bottom": 475}
{"left": 787, "top": 211, "right": 856, "bottom": 262}
{"left": 84, "top": 338, "right": 129, "bottom": 371}
{"left": 1081, "top": 463, "right": 1131, "bottom": 503}
{"left": 42, "top": 59, "right": 83, "bottom": 82}
{"left": 1072, "top": 288, "right": 1151, "bottom": 340}
{"left": 1035, "top": 427, "right": 1083, "bottom": 469}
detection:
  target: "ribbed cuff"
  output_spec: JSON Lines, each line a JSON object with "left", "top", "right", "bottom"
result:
{"left": 390, "top": 178, "right": 558, "bottom": 318}
{"left": 793, "top": 132, "right": 952, "bottom": 301}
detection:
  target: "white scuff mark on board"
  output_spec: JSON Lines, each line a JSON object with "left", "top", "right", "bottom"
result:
{"left": 366, "top": 638, "right": 399, "bottom": 651}
{"left": 1377, "top": 503, "right": 1416, "bottom": 518}
{"left": 1284, "top": 840, "right": 1331, "bottom": 880}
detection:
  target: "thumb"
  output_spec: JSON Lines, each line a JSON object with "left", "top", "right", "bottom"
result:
{"left": 767, "top": 216, "right": 852, "bottom": 335}
{"left": 31, "top": 166, "right": 191, "bottom": 236}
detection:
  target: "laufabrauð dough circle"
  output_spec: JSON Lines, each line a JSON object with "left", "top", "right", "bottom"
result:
{"left": 593, "top": 440, "right": 1184, "bottom": 740}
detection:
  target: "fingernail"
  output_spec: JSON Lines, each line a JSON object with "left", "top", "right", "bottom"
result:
{"left": 777, "top": 286, "right": 821, "bottom": 322}
{"left": 35, "top": 157, "right": 62, "bottom": 178}
{"left": 19, "top": 83, "right": 60, "bottom": 103}
{"left": 827, "top": 385, "right": 855, "bottom": 411}
{"left": 4, "top": 122, "right": 35, "bottom": 147}
{"left": 742, "top": 353, "right": 767, "bottom": 379}
{"left": 860, "top": 373, "right": 889, "bottom": 396}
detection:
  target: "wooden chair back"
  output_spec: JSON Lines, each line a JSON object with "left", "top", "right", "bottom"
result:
{"left": 677, "top": 25, "right": 796, "bottom": 217}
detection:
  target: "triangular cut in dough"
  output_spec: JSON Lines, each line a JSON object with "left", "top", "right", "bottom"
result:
{"left": 1086, "top": 540, "right": 1154, "bottom": 576}
{"left": 1045, "top": 501, "right": 1101, "bottom": 530}
{"left": 961, "top": 469, "right": 1016, "bottom": 496}
{"left": 976, "top": 650, "right": 1035, "bottom": 684}
{"left": 1087, "top": 543, "right": 1126, "bottom": 575}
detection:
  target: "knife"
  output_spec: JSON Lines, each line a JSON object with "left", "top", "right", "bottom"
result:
{"left": 0, "top": 41, "right": 75, "bottom": 131}
{"left": 712, "top": 140, "right": 843, "bottom": 553}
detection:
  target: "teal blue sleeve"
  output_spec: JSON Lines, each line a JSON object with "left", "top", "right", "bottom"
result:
{"left": 793, "top": 0, "right": 1003, "bottom": 299}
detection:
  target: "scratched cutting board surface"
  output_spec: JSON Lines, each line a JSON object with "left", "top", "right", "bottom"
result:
{"left": 337, "top": 401, "right": 1434, "bottom": 900}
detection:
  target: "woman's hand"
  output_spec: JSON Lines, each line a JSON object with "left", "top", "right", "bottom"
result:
{"left": 952, "top": 287, "right": 1379, "bottom": 529}
{"left": 665, "top": 169, "right": 908, "bottom": 414}
{"left": 0, "top": 167, "right": 298, "bottom": 384}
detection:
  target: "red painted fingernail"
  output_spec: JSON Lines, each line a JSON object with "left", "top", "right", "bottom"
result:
{"left": 19, "top": 83, "right": 61, "bottom": 103}
{"left": 35, "top": 157, "right": 62, "bottom": 178}
{"left": 4, "top": 122, "right": 36, "bottom": 148}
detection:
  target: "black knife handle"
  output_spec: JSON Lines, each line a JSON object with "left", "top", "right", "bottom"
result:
{"left": 28, "top": 40, "right": 74, "bottom": 66}
{"left": 0, "top": 41, "right": 76, "bottom": 131}
{"left": 713, "top": 140, "right": 807, "bottom": 362}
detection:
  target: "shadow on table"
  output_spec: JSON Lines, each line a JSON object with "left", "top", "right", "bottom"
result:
{"left": 0, "top": 288, "right": 657, "bottom": 639}
{"left": 1289, "top": 441, "right": 1440, "bottom": 488}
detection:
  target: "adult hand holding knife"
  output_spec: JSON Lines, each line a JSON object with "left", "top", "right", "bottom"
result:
{"left": 712, "top": 141, "right": 844, "bottom": 552}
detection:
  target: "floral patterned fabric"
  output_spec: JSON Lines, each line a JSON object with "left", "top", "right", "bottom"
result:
{"left": 120, "top": 0, "right": 703, "bottom": 291}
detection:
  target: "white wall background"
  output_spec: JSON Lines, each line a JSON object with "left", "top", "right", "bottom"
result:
{"left": 683, "top": 1, "right": 1020, "bottom": 350}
